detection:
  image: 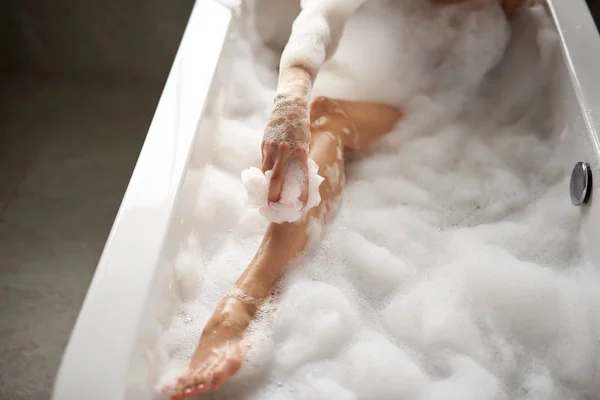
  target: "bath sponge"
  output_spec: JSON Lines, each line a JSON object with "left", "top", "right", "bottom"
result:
{"left": 241, "top": 158, "right": 324, "bottom": 223}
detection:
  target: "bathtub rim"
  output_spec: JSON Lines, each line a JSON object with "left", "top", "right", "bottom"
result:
{"left": 52, "top": 1, "right": 232, "bottom": 399}
{"left": 546, "top": 0, "right": 600, "bottom": 160}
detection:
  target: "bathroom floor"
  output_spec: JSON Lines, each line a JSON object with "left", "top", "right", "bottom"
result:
{"left": 0, "top": 75, "right": 159, "bottom": 399}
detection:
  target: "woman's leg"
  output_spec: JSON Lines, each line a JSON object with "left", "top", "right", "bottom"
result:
{"left": 168, "top": 97, "right": 400, "bottom": 399}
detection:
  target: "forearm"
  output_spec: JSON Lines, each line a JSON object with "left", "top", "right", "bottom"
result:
{"left": 276, "top": 0, "right": 369, "bottom": 99}
{"left": 276, "top": 66, "right": 313, "bottom": 103}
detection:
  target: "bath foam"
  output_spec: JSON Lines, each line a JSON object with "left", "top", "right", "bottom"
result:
{"left": 241, "top": 158, "right": 325, "bottom": 223}
{"left": 157, "top": 3, "right": 600, "bottom": 400}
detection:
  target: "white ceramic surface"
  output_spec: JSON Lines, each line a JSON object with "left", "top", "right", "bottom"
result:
{"left": 546, "top": 0, "right": 600, "bottom": 269}
{"left": 53, "top": 1, "right": 600, "bottom": 399}
{"left": 52, "top": 1, "right": 232, "bottom": 399}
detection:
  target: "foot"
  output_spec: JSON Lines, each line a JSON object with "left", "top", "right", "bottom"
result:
{"left": 166, "top": 297, "right": 253, "bottom": 399}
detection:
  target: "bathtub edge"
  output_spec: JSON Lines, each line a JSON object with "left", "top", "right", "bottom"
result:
{"left": 52, "top": 2, "right": 233, "bottom": 399}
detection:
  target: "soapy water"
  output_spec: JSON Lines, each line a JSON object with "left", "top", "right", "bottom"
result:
{"left": 156, "top": 1, "right": 600, "bottom": 399}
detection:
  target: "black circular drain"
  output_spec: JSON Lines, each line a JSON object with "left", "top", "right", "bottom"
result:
{"left": 570, "top": 161, "right": 592, "bottom": 206}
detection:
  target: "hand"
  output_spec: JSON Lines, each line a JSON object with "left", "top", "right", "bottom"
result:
{"left": 261, "top": 93, "right": 311, "bottom": 206}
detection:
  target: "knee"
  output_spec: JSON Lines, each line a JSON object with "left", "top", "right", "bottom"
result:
{"left": 310, "top": 96, "right": 330, "bottom": 107}
{"left": 309, "top": 96, "right": 338, "bottom": 122}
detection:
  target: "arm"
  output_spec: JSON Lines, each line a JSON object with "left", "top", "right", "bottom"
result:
{"left": 263, "top": 0, "right": 369, "bottom": 205}
{"left": 277, "top": 0, "right": 369, "bottom": 98}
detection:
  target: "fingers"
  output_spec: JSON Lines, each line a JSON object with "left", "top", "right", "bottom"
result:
{"left": 268, "top": 143, "right": 291, "bottom": 203}
{"left": 296, "top": 146, "right": 310, "bottom": 207}
{"left": 262, "top": 136, "right": 311, "bottom": 206}
{"left": 262, "top": 141, "right": 276, "bottom": 173}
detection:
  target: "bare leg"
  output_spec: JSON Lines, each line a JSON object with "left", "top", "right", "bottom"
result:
{"left": 167, "top": 98, "right": 400, "bottom": 399}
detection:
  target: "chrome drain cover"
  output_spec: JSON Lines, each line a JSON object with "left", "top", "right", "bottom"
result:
{"left": 570, "top": 161, "right": 592, "bottom": 206}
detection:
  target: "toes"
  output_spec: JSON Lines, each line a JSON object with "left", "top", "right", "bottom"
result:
{"left": 169, "top": 344, "right": 244, "bottom": 397}
{"left": 171, "top": 354, "right": 224, "bottom": 397}
{"left": 172, "top": 377, "right": 187, "bottom": 397}
{"left": 195, "top": 374, "right": 212, "bottom": 394}
{"left": 187, "top": 350, "right": 224, "bottom": 394}
{"left": 171, "top": 368, "right": 207, "bottom": 399}
{"left": 163, "top": 384, "right": 183, "bottom": 400}
{"left": 211, "top": 347, "right": 244, "bottom": 390}
{"left": 206, "top": 350, "right": 229, "bottom": 390}
{"left": 211, "top": 375, "right": 226, "bottom": 391}
{"left": 169, "top": 391, "right": 183, "bottom": 400}
{"left": 189, "top": 367, "right": 212, "bottom": 395}
{"left": 211, "top": 361, "right": 233, "bottom": 390}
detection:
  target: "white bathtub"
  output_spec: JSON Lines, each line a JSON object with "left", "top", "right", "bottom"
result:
{"left": 52, "top": 1, "right": 600, "bottom": 399}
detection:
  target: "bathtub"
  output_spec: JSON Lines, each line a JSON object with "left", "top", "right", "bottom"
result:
{"left": 52, "top": 0, "right": 600, "bottom": 399}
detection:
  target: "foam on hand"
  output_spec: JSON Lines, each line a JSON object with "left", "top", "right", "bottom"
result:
{"left": 241, "top": 158, "right": 325, "bottom": 223}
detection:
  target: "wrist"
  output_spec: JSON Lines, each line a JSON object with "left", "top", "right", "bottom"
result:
{"left": 276, "top": 66, "right": 313, "bottom": 100}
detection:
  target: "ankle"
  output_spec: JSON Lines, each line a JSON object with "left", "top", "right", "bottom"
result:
{"left": 208, "top": 296, "right": 254, "bottom": 332}
{"left": 224, "top": 286, "right": 263, "bottom": 314}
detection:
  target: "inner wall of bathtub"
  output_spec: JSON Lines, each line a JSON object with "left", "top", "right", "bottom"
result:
{"left": 557, "top": 57, "right": 600, "bottom": 269}
{"left": 543, "top": 0, "right": 600, "bottom": 271}
{"left": 124, "top": 24, "right": 237, "bottom": 399}
{"left": 548, "top": 1, "right": 600, "bottom": 269}
{"left": 126, "top": 3, "right": 600, "bottom": 398}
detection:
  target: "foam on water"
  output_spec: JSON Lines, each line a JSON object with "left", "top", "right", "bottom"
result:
{"left": 156, "top": 2, "right": 600, "bottom": 399}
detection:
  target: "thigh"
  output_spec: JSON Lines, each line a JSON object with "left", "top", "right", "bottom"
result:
{"left": 310, "top": 96, "right": 401, "bottom": 153}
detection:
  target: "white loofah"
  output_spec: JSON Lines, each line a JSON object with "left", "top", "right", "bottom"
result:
{"left": 241, "top": 158, "right": 325, "bottom": 223}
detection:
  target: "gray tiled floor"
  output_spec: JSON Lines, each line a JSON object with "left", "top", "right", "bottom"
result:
{"left": 0, "top": 76, "right": 159, "bottom": 399}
